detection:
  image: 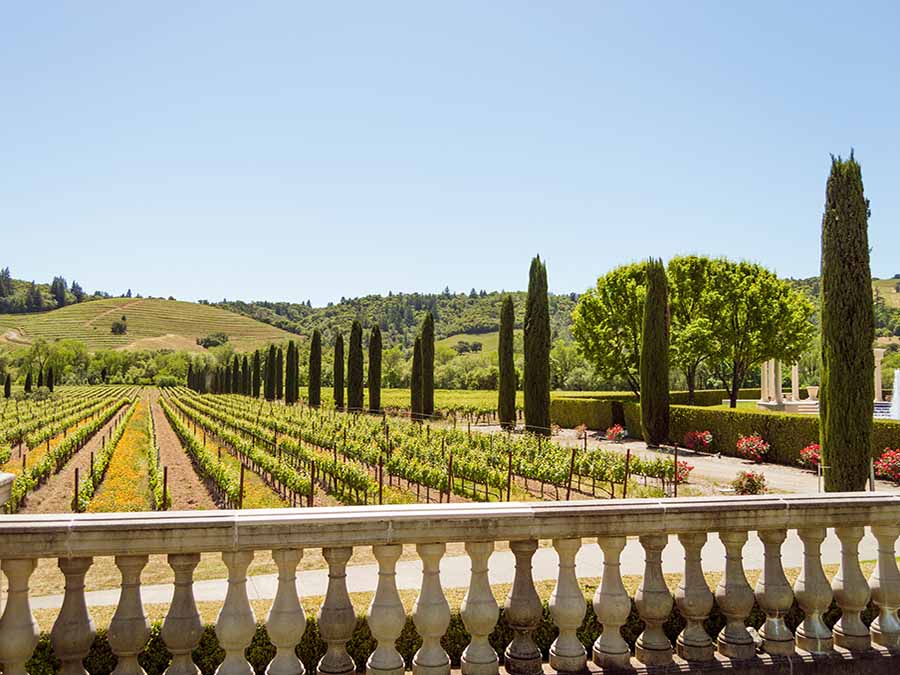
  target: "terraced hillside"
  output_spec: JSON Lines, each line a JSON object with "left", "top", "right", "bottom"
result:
{"left": 0, "top": 298, "right": 295, "bottom": 352}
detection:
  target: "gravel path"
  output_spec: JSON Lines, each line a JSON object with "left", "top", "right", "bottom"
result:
{"left": 149, "top": 390, "right": 219, "bottom": 510}
{"left": 20, "top": 405, "right": 130, "bottom": 514}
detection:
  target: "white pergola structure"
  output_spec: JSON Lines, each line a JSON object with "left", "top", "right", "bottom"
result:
{"left": 759, "top": 358, "right": 794, "bottom": 403}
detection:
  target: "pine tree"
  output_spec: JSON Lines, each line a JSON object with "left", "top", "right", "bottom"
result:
{"left": 25, "top": 371, "right": 32, "bottom": 394}
{"left": 309, "top": 330, "right": 322, "bottom": 407}
{"left": 821, "top": 152, "right": 874, "bottom": 492}
{"left": 348, "top": 321, "right": 364, "bottom": 411}
{"left": 242, "top": 356, "right": 250, "bottom": 395}
{"left": 47, "top": 367, "right": 54, "bottom": 392}
{"left": 421, "top": 312, "right": 435, "bottom": 417}
{"left": 265, "top": 345, "right": 276, "bottom": 401}
{"left": 640, "top": 258, "right": 670, "bottom": 446}
{"left": 276, "top": 348, "right": 284, "bottom": 400}
{"left": 498, "top": 295, "right": 517, "bottom": 430}
{"left": 252, "top": 350, "right": 261, "bottom": 398}
{"left": 333, "top": 334, "right": 345, "bottom": 410}
{"left": 4, "top": 374, "right": 10, "bottom": 398}
{"left": 524, "top": 255, "right": 551, "bottom": 435}
{"left": 411, "top": 336, "right": 423, "bottom": 420}
{"left": 368, "top": 325, "right": 382, "bottom": 413}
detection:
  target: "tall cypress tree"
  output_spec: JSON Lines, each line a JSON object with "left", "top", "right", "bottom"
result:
{"left": 231, "top": 357, "right": 240, "bottom": 394}
{"left": 37, "top": 369, "right": 43, "bottom": 388}
{"left": 276, "top": 348, "right": 284, "bottom": 400}
{"left": 411, "top": 336, "right": 424, "bottom": 420}
{"left": 309, "top": 330, "right": 322, "bottom": 407}
{"left": 368, "top": 325, "right": 382, "bottom": 413}
{"left": 4, "top": 373, "right": 10, "bottom": 398}
{"left": 187, "top": 363, "right": 194, "bottom": 390}
{"left": 821, "top": 152, "right": 874, "bottom": 492}
{"left": 47, "top": 367, "right": 54, "bottom": 392}
{"left": 265, "top": 345, "right": 276, "bottom": 400}
{"left": 524, "top": 255, "right": 551, "bottom": 435}
{"left": 498, "top": 295, "right": 517, "bottom": 430}
{"left": 421, "top": 312, "right": 435, "bottom": 417}
{"left": 284, "top": 342, "right": 294, "bottom": 404}
{"left": 242, "top": 356, "right": 250, "bottom": 395}
{"left": 252, "top": 350, "right": 261, "bottom": 398}
{"left": 333, "top": 334, "right": 345, "bottom": 410}
{"left": 640, "top": 259, "right": 670, "bottom": 446}
{"left": 348, "top": 321, "right": 364, "bottom": 411}
{"left": 25, "top": 371, "right": 32, "bottom": 394}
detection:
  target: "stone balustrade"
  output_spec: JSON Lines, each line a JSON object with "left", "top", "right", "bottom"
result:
{"left": 1, "top": 494, "right": 900, "bottom": 674}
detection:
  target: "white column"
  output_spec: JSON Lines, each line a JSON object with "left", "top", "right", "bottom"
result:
{"left": 833, "top": 526, "right": 871, "bottom": 650}
{"left": 216, "top": 551, "right": 256, "bottom": 675}
{"left": 634, "top": 534, "right": 673, "bottom": 665}
{"left": 318, "top": 547, "right": 356, "bottom": 675}
{"left": 109, "top": 555, "right": 151, "bottom": 675}
{"left": 794, "top": 528, "right": 833, "bottom": 653}
{"left": 791, "top": 364, "right": 800, "bottom": 401}
{"left": 460, "top": 542, "right": 499, "bottom": 675}
{"left": 367, "top": 545, "right": 405, "bottom": 675}
{"left": 875, "top": 348, "right": 886, "bottom": 402}
{"left": 774, "top": 360, "right": 783, "bottom": 404}
{"left": 870, "top": 525, "right": 900, "bottom": 649}
{"left": 51, "top": 557, "right": 96, "bottom": 675}
{"left": 503, "top": 540, "right": 543, "bottom": 675}
{"left": 715, "top": 532, "right": 755, "bottom": 660}
{"left": 0, "top": 559, "right": 39, "bottom": 675}
{"left": 755, "top": 529, "right": 795, "bottom": 655}
{"left": 413, "top": 543, "right": 451, "bottom": 675}
{"left": 760, "top": 363, "right": 769, "bottom": 401}
{"left": 162, "top": 553, "right": 204, "bottom": 675}
{"left": 593, "top": 536, "right": 631, "bottom": 669}
{"left": 675, "top": 533, "right": 714, "bottom": 662}
{"left": 267, "top": 549, "right": 306, "bottom": 675}
{"left": 549, "top": 538, "right": 586, "bottom": 673}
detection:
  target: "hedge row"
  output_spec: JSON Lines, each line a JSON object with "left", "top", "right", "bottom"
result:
{"left": 26, "top": 595, "right": 875, "bottom": 675}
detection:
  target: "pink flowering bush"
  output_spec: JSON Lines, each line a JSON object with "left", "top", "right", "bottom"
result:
{"left": 683, "top": 430, "right": 713, "bottom": 451}
{"left": 874, "top": 448, "right": 900, "bottom": 484}
{"left": 732, "top": 470, "right": 768, "bottom": 495}
{"left": 798, "top": 443, "right": 821, "bottom": 470}
{"left": 736, "top": 434, "right": 769, "bottom": 463}
{"left": 675, "top": 460, "right": 694, "bottom": 484}
{"left": 605, "top": 424, "right": 626, "bottom": 442}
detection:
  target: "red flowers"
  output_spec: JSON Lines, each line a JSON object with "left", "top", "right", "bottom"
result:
{"left": 605, "top": 424, "right": 627, "bottom": 442}
{"left": 874, "top": 448, "right": 900, "bottom": 484}
{"left": 736, "top": 434, "right": 769, "bottom": 463}
{"left": 798, "top": 443, "right": 820, "bottom": 469}
{"left": 732, "top": 470, "right": 767, "bottom": 495}
{"left": 675, "top": 460, "right": 694, "bottom": 484}
{"left": 684, "top": 430, "right": 712, "bottom": 451}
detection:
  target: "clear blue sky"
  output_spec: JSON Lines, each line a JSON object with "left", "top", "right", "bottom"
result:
{"left": 3, "top": 2, "right": 898, "bottom": 305}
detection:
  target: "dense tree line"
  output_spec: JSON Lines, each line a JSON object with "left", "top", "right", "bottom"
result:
{"left": 0, "top": 267, "right": 103, "bottom": 313}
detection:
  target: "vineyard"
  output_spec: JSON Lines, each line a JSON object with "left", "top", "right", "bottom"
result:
{"left": 0, "top": 385, "right": 691, "bottom": 514}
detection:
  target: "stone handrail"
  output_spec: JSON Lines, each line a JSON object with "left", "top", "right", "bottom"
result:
{"left": 1, "top": 493, "right": 899, "bottom": 674}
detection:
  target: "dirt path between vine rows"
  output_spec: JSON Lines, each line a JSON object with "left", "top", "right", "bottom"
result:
{"left": 20, "top": 406, "right": 130, "bottom": 514}
{"left": 148, "top": 390, "right": 219, "bottom": 510}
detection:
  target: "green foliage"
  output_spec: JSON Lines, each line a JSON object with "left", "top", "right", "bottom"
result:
{"left": 667, "top": 256, "right": 716, "bottom": 402}
{"left": 411, "top": 335, "right": 423, "bottom": 419}
{"left": 524, "top": 256, "right": 551, "bottom": 435}
{"left": 640, "top": 259, "right": 669, "bottom": 446}
{"left": 498, "top": 295, "right": 516, "bottom": 430}
{"left": 275, "top": 347, "right": 284, "bottom": 400}
{"left": 4, "top": 373, "right": 10, "bottom": 398}
{"left": 110, "top": 318, "right": 127, "bottom": 335}
{"left": 308, "top": 330, "right": 322, "bottom": 407}
{"left": 25, "top": 370, "right": 32, "bottom": 393}
{"left": 333, "top": 333, "right": 344, "bottom": 410}
{"left": 368, "top": 325, "right": 382, "bottom": 413}
{"left": 265, "top": 345, "right": 276, "bottom": 401}
{"left": 421, "top": 312, "right": 435, "bottom": 416}
{"left": 252, "top": 350, "right": 261, "bottom": 398}
{"left": 820, "top": 152, "right": 874, "bottom": 492}
{"left": 348, "top": 320, "right": 364, "bottom": 411}
{"left": 197, "top": 332, "right": 229, "bottom": 348}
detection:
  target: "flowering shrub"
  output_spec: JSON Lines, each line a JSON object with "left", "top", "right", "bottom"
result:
{"left": 683, "top": 430, "right": 712, "bottom": 451}
{"left": 874, "top": 448, "right": 900, "bottom": 484}
{"left": 605, "top": 424, "right": 627, "bottom": 442}
{"left": 736, "top": 434, "right": 769, "bottom": 463}
{"left": 731, "top": 470, "right": 767, "bottom": 495}
{"left": 675, "top": 460, "right": 694, "bottom": 484}
{"left": 798, "top": 443, "right": 821, "bottom": 470}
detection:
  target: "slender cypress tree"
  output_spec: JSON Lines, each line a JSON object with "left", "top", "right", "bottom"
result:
{"left": 276, "top": 347, "right": 284, "bottom": 400}
{"left": 368, "top": 325, "right": 382, "bottom": 413}
{"left": 309, "top": 330, "right": 322, "bottom": 407}
{"left": 640, "top": 258, "right": 670, "bottom": 446}
{"left": 252, "top": 350, "right": 261, "bottom": 398}
{"left": 242, "top": 356, "right": 250, "bottom": 395}
{"left": 421, "top": 312, "right": 435, "bottom": 417}
{"left": 284, "top": 342, "right": 294, "bottom": 404}
{"left": 25, "top": 371, "right": 32, "bottom": 394}
{"left": 411, "top": 336, "right": 423, "bottom": 421}
{"left": 348, "top": 321, "right": 364, "bottom": 411}
{"left": 265, "top": 345, "right": 276, "bottom": 400}
{"left": 821, "top": 152, "right": 874, "bottom": 492}
{"left": 187, "top": 363, "right": 194, "bottom": 390}
{"left": 231, "top": 357, "right": 240, "bottom": 394}
{"left": 37, "top": 369, "right": 43, "bottom": 388}
{"left": 4, "top": 373, "right": 10, "bottom": 398}
{"left": 524, "top": 255, "right": 551, "bottom": 435}
{"left": 498, "top": 295, "right": 517, "bottom": 430}
{"left": 333, "top": 334, "right": 345, "bottom": 409}
{"left": 47, "top": 367, "right": 54, "bottom": 392}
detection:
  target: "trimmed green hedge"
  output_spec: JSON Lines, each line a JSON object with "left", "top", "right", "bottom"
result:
{"left": 27, "top": 595, "right": 874, "bottom": 675}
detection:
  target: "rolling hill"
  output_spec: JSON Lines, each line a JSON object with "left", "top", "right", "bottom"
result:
{"left": 0, "top": 298, "right": 295, "bottom": 352}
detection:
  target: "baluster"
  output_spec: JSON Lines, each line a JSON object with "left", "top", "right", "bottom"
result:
{"left": 318, "top": 547, "right": 356, "bottom": 675}
{"left": 162, "top": 553, "right": 203, "bottom": 675}
{"left": 592, "top": 536, "right": 631, "bottom": 669}
{"left": 675, "top": 533, "right": 714, "bottom": 661}
{"left": 413, "top": 542, "right": 451, "bottom": 675}
{"left": 267, "top": 549, "right": 305, "bottom": 675}
{"left": 109, "top": 555, "right": 150, "bottom": 675}
{"left": 870, "top": 525, "right": 900, "bottom": 648}
{"left": 833, "top": 526, "right": 871, "bottom": 650}
{"left": 794, "top": 528, "right": 833, "bottom": 653}
{"left": 634, "top": 534, "right": 672, "bottom": 665}
{"left": 503, "top": 539, "right": 542, "bottom": 675}
{"left": 0, "top": 559, "right": 39, "bottom": 675}
{"left": 461, "top": 541, "right": 499, "bottom": 675}
{"left": 51, "top": 557, "right": 96, "bottom": 675}
{"left": 754, "top": 529, "right": 794, "bottom": 655}
{"left": 367, "top": 544, "right": 405, "bottom": 675}
{"left": 549, "top": 538, "right": 586, "bottom": 672}
{"left": 715, "top": 531, "right": 754, "bottom": 660}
